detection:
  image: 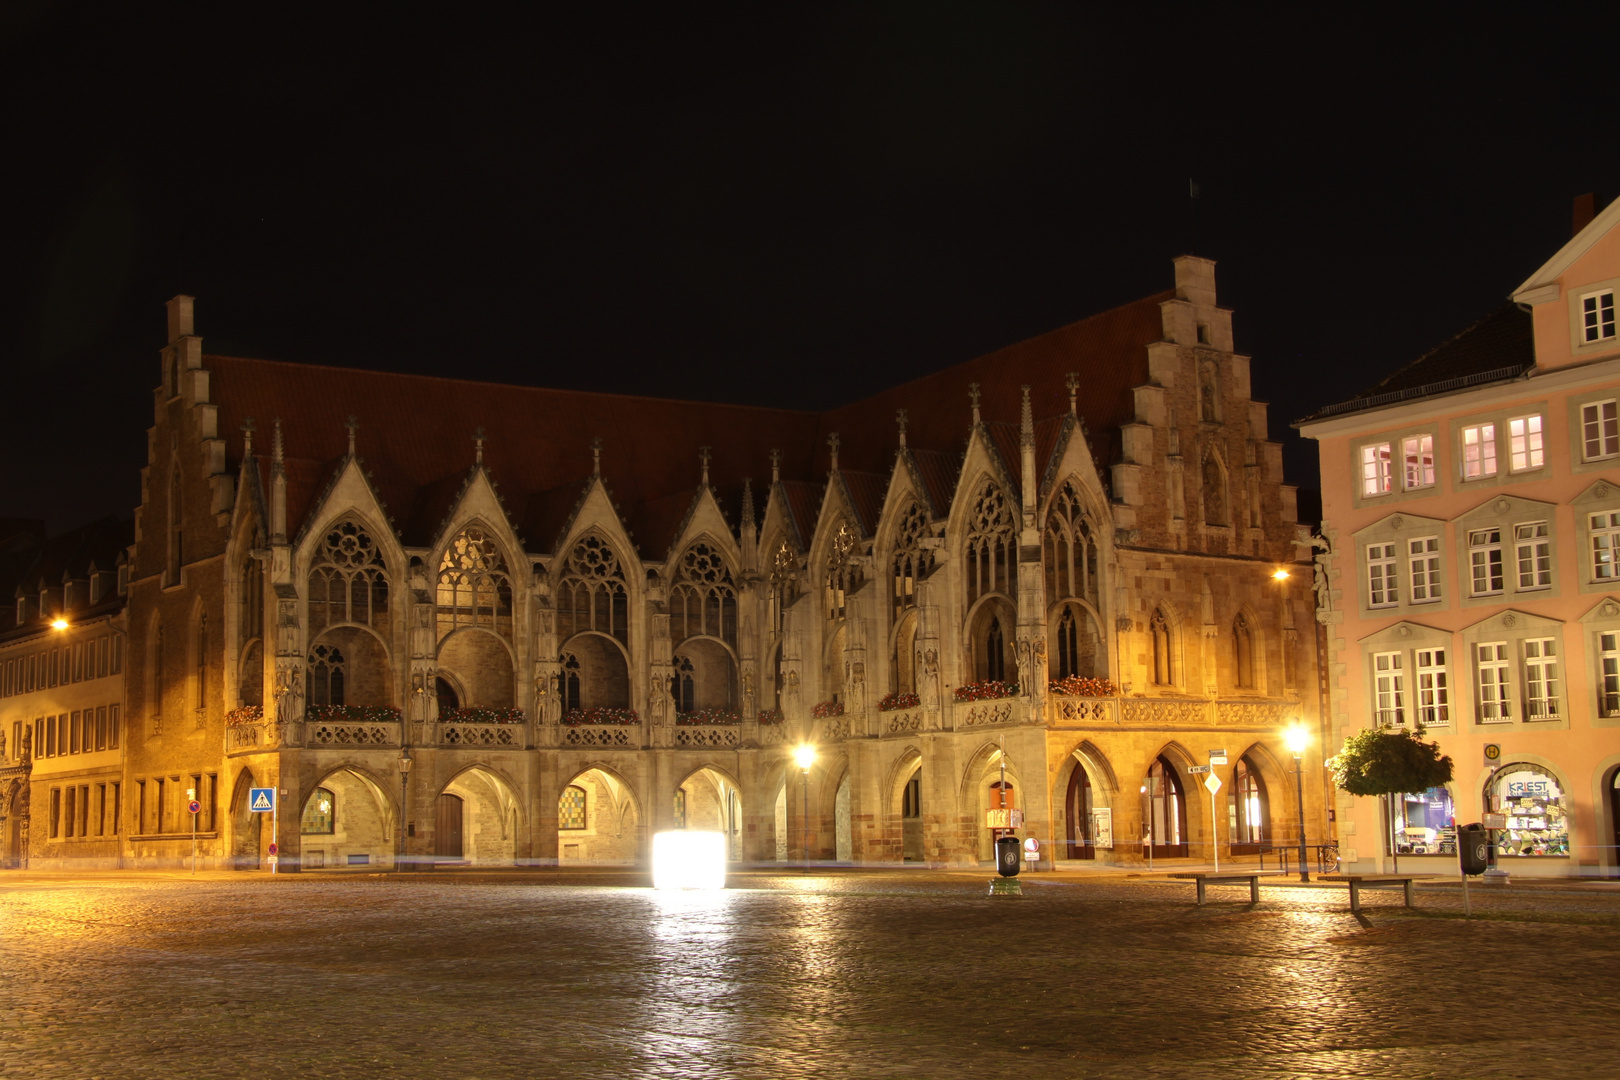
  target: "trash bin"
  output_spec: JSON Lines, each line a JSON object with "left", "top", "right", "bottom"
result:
{"left": 1458, "top": 822, "right": 1490, "bottom": 876}
{"left": 995, "top": 834, "right": 1021, "bottom": 878}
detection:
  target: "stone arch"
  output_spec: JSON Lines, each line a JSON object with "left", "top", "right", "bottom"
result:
{"left": 308, "top": 624, "right": 393, "bottom": 709}
{"left": 964, "top": 594, "right": 1017, "bottom": 684}
{"left": 1145, "top": 742, "right": 1199, "bottom": 858}
{"left": 228, "top": 768, "right": 263, "bottom": 870}
{"left": 1048, "top": 598, "right": 1106, "bottom": 682}
{"left": 436, "top": 626, "right": 516, "bottom": 710}
{"left": 439, "top": 764, "right": 524, "bottom": 866}
{"left": 674, "top": 763, "right": 744, "bottom": 859}
{"left": 887, "top": 746, "right": 924, "bottom": 862}
{"left": 961, "top": 741, "right": 1024, "bottom": 862}
{"left": 557, "top": 763, "right": 643, "bottom": 864}
{"left": 559, "top": 630, "right": 630, "bottom": 713}
{"left": 305, "top": 514, "right": 393, "bottom": 640}
{"left": 299, "top": 765, "right": 397, "bottom": 870}
{"left": 671, "top": 635, "right": 738, "bottom": 715}
{"left": 669, "top": 538, "right": 739, "bottom": 649}
{"left": 435, "top": 520, "right": 516, "bottom": 642}
{"left": 890, "top": 607, "right": 920, "bottom": 695}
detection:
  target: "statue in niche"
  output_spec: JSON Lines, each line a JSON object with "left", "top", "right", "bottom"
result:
{"left": 1202, "top": 455, "right": 1227, "bottom": 526}
{"left": 844, "top": 660, "right": 866, "bottom": 715}
{"left": 1015, "top": 638, "right": 1034, "bottom": 700}
{"left": 648, "top": 672, "right": 669, "bottom": 724}
{"left": 741, "top": 666, "right": 755, "bottom": 716}
{"left": 19, "top": 726, "right": 30, "bottom": 763}
{"left": 918, "top": 647, "right": 940, "bottom": 713}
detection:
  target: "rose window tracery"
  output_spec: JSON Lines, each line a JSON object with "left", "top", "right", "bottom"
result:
{"left": 436, "top": 525, "right": 514, "bottom": 639}
{"left": 556, "top": 534, "right": 629, "bottom": 644}
{"left": 1044, "top": 482, "right": 1099, "bottom": 605}
{"left": 670, "top": 542, "right": 737, "bottom": 646}
{"left": 825, "top": 523, "right": 861, "bottom": 620}
{"left": 965, "top": 483, "right": 1015, "bottom": 603}
{"left": 891, "top": 501, "right": 934, "bottom": 618}
{"left": 308, "top": 520, "right": 389, "bottom": 636}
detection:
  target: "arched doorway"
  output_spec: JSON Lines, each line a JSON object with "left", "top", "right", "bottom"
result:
{"left": 300, "top": 767, "right": 395, "bottom": 870}
{"left": 1143, "top": 756, "right": 1188, "bottom": 858}
{"left": 229, "top": 770, "right": 263, "bottom": 870}
{"left": 1229, "top": 755, "right": 1270, "bottom": 856}
{"left": 1065, "top": 765, "right": 1095, "bottom": 860}
{"left": 676, "top": 766, "right": 742, "bottom": 859}
{"left": 557, "top": 767, "right": 640, "bottom": 864}
{"left": 438, "top": 767, "right": 522, "bottom": 865}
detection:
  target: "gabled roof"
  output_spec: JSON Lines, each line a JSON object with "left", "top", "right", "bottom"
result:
{"left": 1513, "top": 194, "right": 1620, "bottom": 301}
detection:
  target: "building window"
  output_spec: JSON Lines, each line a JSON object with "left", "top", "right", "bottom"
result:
{"left": 1228, "top": 757, "right": 1269, "bottom": 852}
{"left": 1524, "top": 638, "right": 1560, "bottom": 720}
{"left": 1469, "top": 528, "right": 1504, "bottom": 595}
{"left": 1590, "top": 511, "right": 1620, "bottom": 581}
{"left": 1461, "top": 424, "right": 1497, "bottom": 479}
{"left": 1368, "top": 543, "right": 1399, "bottom": 607}
{"left": 1515, "top": 522, "right": 1552, "bottom": 590}
{"left": 1416, "top": 648, "right": 1449, "bottom": 726}
{"left": 1488, "top": 765, "right": 1569, "bottom": 856}
{"left": 305, "top": 644, "right": 346, "bottom": 706}
{"left": 1409, "top": 537, "right": 1442, "bottom": 602}
{"left": 1055, "top": 608, "right": 1080, "bottom": 680}
{"left": 672, "top": 654, "right": 695, "bottom": 713}
{"left": 985, "top": 617, "right": 1006, "bottom": 683}
{"left": 1150, "top": 608, "right": 1173, "bottom": 686}
{"left": 1360, "top": 443, "right": 1393, "bottom": 497}
{"left": 301, "top": 788, "right": 335, "bottom": 834}
{"left": 1583, "top": 401, "right": 1619, "bottom": 460}
{"left": 1476, "top": 642, "right": 1512, "bottom": 722}
{"left": 559, "top": 785, "right": 587, "bottom": 830}
{"left": 1508, "top": 415, "right": 1544, "bottom": 472}
{"left": 1602, "top": 633, "right": 1620, "bottom": 718}
{"left": 1394, "top": 786, "right": 1456, "bottom": 854}
{"left": 1373, "top": 651, "right": 1405, "bottom": 727}
{"left": 1402, "top": 435, "right": 1434, "bottom": 490}
{"left": 558, "top": 653, "right": 580, "bottom": 714}
{"left": 1583, "top": 290, "right": 1616, "bottom": 343}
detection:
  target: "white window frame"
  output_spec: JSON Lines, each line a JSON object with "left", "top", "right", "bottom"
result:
{"left": 1514, "top": 521, "right": 1552, "bottom": 591}
{"left": 1361, "top": 442, "right": 1393, "bottom": 497}
{"left": 1469, "top": 528, "right": 1504, "bottom": 596}
{"left": 1475, "top": 641, "right": 1512, "bottom": 722}
{"left": 1415, "top": 647, "right": 1449, "bottom": 727}
{"left": 1600, "top": 632, "right": 1620, "bottom": 719}
{"left": 1508, "top": 415, "right": 1544, "bottom": 472}
{"left": 1583, "top": 400, "right": 1619, "bottom": 461}
{"left": 1461, "top": 424, "right": 1497, "bottom": 480}
{"left": 1367, "top": 542, "right": 1399, "bottom": 608}
{"left": 1402, "top": 435, "right": 1435, "bottom": 490}
{"left": 1523, "top": 637, "right": 1560, "bottom": 720}
{"left": 1373, "top": 651, "right": 1406, "bottom": 727}
{"left": 1582, "top": 289, "right": 1616, "bottom": 344}
{"left": 1590, "top": 510, "right": 1620, "bottom": 582}
{"left": 1408, "top": 536, "right": 1442, "bottom": 603}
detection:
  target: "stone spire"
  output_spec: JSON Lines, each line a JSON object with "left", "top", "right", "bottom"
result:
{"left": 474, "top": 426, "right": 485, "bottom": 466}
{"left": 345, "top": 415, "right": 358, "bottom": 458}
{"left": 969, "top": 382, "right": 981, "bottom": 425}
{"left": 740, "top": 477, "right": 755, "bottom": 527}
{"left": 270, "top": 419, "right": 287, "bottom": 543}
{"left": 1066, "top": 373, "right": 1079, "bottom": 415}
{"left": 242, "top": 418, "right": 255, "bottom": 459}
{"left": 770, "top": 448, "right": 781, "bottom": 483}
{"left": 828, "top": 432, "right": 840, "bottom": 473}
{"left": 699, "top": 445, "right": 711, "bottom": 487}
{"left": 1019, "top": 386, "right": 1037, "bottom": 517}
{"left": 591, "top": 436, "right": 602, "bottom": 476}
{"left": 896, "top": 408, "right": 908, "bottom": 449}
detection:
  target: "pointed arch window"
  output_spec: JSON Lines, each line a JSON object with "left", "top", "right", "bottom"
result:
{"left": 825, "top": 523, "right": 860, "bottom": 620}
{"left": 437, "top": 525, "right": 513, "bottom": 639}
{"left": 306, "top": 644, "right": 346, "bottom": 706}
{"left": 891, "top": 502, "right": 934, "bottom": 618}
{"left": 966, "top": 483, "right": 1015, "bottom": 603}
{"left": 301, "top": 788, "right": 335, "bottom": 834}
{"left": 1145, "top": 756, "right": 1187, "bottom": 856}
{"left": 557, "top": 652, "right": 581, "bottom": 713}
{"left": 556, "top": 534, "right": 628, "bottom": 644}
{"left": 310, "top": 520, "right": 390, "bottom": 637}
{"left": 1150, "top": 608, "right": 1174, "bottom": 686}
{"left": 986, "top": 616, "right": 1006, "bottom": 683}
{"left": 672, "top": 654, "right": 696, "bottom": 713}
{"left": 1202, "top": 454, "right": 1228, "bottom": 527}
{"left": 1230, "top": 756, "right": 1269, "bottom": 853}
{"left": 1233, "top": 613, "right": 1255, "bottom": 689}
{"left": 1045, "top": 482, "right": 1098, "bottom": 605}
{"left": 1055, "top": 609, "right": 1080, "bottom": 680}
{"left": 241, "top": 556, "right": 264, "bottom": 643}
{"left": 670, "top": 543, "right": 737, "bottom": 646}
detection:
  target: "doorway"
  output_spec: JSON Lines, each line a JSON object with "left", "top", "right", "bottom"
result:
{"left": 435, "top": 793, "right": 464, "bottom": 859}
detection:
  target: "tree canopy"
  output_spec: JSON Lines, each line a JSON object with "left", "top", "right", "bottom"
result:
{"left": 1327, "top": 728, "right": 1453, "bottom": 797}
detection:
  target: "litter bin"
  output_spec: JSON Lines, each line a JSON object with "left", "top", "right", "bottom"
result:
{"left": 1458, "top": 822, "right": 1490, "bottom": 876}
{"left": 995, "top": 835, "right": 1021, "bottom": 878}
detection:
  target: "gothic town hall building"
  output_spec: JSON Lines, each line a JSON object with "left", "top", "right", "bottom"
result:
{"left": 116, "top": 255, "right": 1324, "bottom": 871}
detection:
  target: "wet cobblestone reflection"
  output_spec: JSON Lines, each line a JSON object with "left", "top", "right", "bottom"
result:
{"left": 2, "top": 870, "right": 1619, "bottom": 1078}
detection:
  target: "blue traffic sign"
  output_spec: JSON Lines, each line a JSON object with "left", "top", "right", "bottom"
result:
{"left": 248, "top": 788, "right": 276, "bottom": 813}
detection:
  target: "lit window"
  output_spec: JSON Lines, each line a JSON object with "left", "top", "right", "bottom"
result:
{"left": 559, "top": 785, "right": 587, "bottom": 830}
{"left": 1402, "top": 435, "right": 1435, "bottom": 489}
{"left": 300, "top": 787, "right": 335, "bottom": 835}
{"left": 1583, "top": 290, "right": 1616, "bottom": 343}
{"left": 1409, "top": 536, "right": 1442, "bottom": 602}
{"left": 1515, "top": 522, "right": 1552, "bottom": 590}
{"left": 1524, "top": 638, "right": 1560, "bottom": 720}
{"left": 1361, "top": 443, "right": 1393, "bottom": 497}
{"left": 1590, "top": 511, "right": 1620, "bottom": 580}
{"left": 1416, "top": 648, "right": 1449, "bottom": 726}
{"left": 1476, "top": 642, "right": 1512, "bottom": 722}
{"left": 1461, "top": 424, "right": 1497, "bottom": 479}
{"left": 1469, "top": 528, "right": 1504, "bottom": 595}
{"left": 1583, "top": 400, "right": 1619, "bottom": 460}
{"left": 1508, "top": 416, "right": 1544, "bottom": 472}
{"left": 1600, "top": 632, "right": 1620, "bottom": 718}
{"left": 1367, "top": 543, "right": 1399, "bottom": 607}
{"left": 1373, "top": 652, "right": 1406, "bottom": 726}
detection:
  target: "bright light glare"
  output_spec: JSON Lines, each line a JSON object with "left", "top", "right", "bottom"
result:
{"left": 50, "top": 619, "right": 68, "bottom": 631}
{"left": 652, "top": 830, "right": 727, "bottom": 890}
{"left": 1271, "top": 568, "right": 1291, "bottom": 581}
{"left": 1283, "top": 723, "right": 1310, "bottom": 756}
{"left": 793, "top": 744, "right": 817, "bottom": 771}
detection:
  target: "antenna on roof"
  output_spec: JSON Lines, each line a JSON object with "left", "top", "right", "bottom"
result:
{"left": 896, "top": 408, "right": 908, "bottom": 449}
{"left": 346, "top": 415, "right": 358, "bottom": 458}
{"left": 1066, "top": 373, "right": 1079, "bottom": 416}
{"left": 769, "top": 448, "right": 781, "bottom": 483}
{"left": 474, "top": 426, "right": 485, "bottom": 466}
{"left": 591, "top": 436, "right": 602, "bottom": 476}
{"left": 699, "top": 445, "right": 711, "bottom": 487}
{"left": 969, "top": 383, "right": 981, "bottom": 425}
{"left": 242, "top": 418, "right": 255, "bottom": 458}
{"left": 827, "top": 432, "right": 840, "bottom": 473}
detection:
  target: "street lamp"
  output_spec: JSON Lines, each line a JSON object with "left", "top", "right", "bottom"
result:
{"left": 397, "top": 750, "right": 413, "bottom": 872}
{"left": 794, "top": 744, "right": 816, "bottom": 872}
{"left": 1284, "top": 722, "right": 1310, "bottom": 882}
{"left": 50, "top": 618, "right": 69, "bottom": 631}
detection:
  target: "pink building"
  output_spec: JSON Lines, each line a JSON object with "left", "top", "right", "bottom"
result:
{"left": 1299, "top": 197, "right": 1620, "bottom": 878}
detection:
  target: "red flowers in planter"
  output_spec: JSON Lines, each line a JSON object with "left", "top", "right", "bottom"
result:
{"left": 953, "top": 680, "right": 1016, "bottom": 702}
{"left": 308, "top": 704, "right": 404, "bottom": 724}
{"left": 757, "top": 708, "right": 784, "bottom": 725}
{"left": 560, "top": 707, "right": 638, "bottom": 726}
{"left": 440, "top": 706, "right": 525, "bottom": 724}
{"left": 877, "top": 692, "right": 920, "bottom": 712}
{"left": 226, "top": 705, "right": 263, "bottom": 726}
{"left": 811, "top": 699, "right": 845, "bottom": 718}
{"left": 1048, "top": 676, "right": 1119, "bottom": 698}
{"left": 675, "top": 709, "right": 741, "bottom": 726}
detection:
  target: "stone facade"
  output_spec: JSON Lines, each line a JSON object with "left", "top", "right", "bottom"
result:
{"left": 114, "top": 256, "right": 1324, "bottom": 872}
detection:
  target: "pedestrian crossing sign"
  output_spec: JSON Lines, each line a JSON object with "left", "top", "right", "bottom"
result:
{"left": 249, "top": 788, "right": 276, "bottom": 813}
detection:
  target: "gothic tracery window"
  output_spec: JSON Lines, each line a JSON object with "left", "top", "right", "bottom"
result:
{"left": 1045, "top": 482, "right": 1098, "bottom": 606}
{"left": 824, "top": 523, "right": 860, "bottom": 620}
{"left": 556, "top": 534, "right": 628, "bottom": 644}
{"left": 670, "top": 543, "right": 737, "bottom": 646}
{"left": 891, "top": 502, "right": 934, "bottom": 619}
{"left": 437, "top": 525, "right": 514, "bottom": 638}
{"left": 966, "top": 483, "right": 1015, "bottom": 604}
{"left": 309, "top": 520, "right": 389, "bottom": 637}
{"left": 306, "top": 643, "right": 346, "bottom": 706}
{"left": 986, "top": 616, "right": 1006, "bottom": 683}
{"left": 558, "top": 652, "right": 581, "bottom": 713}
{"left": 672, "top": 654, "right": 695, "bottom": 712}
{"left": 1055, "top": 608, "right": 1080, "bottom": 680}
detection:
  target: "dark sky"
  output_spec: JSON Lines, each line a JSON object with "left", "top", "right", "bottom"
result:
{"left": 4, "top": 5, "right": 1618, "bottom": 531}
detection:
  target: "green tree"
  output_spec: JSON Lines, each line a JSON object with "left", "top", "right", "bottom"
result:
{"left": 1328, "top": 728, "right": 1454, "bottom": 872}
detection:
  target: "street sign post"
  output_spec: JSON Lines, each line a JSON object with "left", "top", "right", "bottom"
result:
{"left": 1203, "top": 770, "right": 1223, "bottom": 871}
{"left": 1187, "top": 765, "right": 1211, "bottom": 774}
{"left": 248, "top": 788, "right": 278, "bottom": 875}
{"left": 1023, "top": 837, "right": 1040, "bottom": 863}
{"left": 1208, "top": 750, "right": 1228, "bottom": 766}
{"left": 188, "top": 795, "right": 201, "bottom": 875}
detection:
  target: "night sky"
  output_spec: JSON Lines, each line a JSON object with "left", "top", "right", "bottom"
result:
{"left": 4, "top": 6, "right": 1618, "bottom": 531}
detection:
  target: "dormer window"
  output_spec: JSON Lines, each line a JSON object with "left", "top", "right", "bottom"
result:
{"left": 1583, "top": 290, "right": 1616, "bottom": 343}
{"left": 15, "top": 596, "right": 27, "bottom": 624}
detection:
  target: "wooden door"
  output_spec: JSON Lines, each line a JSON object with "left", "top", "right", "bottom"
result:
{"left": 435, "top": 793, "right": 464, "bottom": 858}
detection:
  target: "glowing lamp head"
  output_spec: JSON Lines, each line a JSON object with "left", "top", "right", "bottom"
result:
{"left": 652, "top": 829, "right": 727, "bottom": 890}
{"left": 1283, "top": 722, "right": 1310, "bottom": 758}
{"left": 793, "top": 744, "right": 817, "bottom": 772}
{"left": 1271, "top": 568, "right": 1291, "bottom": 581}
{"left": 50, "top": 618, "right": 68, "bottom": 631}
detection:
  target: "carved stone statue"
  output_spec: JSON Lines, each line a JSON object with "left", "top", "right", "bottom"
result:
{"left": 844, "top": 660, "right": 866, "bottom": 716}
{"left": 648, "top": 672, "right": 668, "bottom": 723}
{"left": 1015, "top": 637, "right": 1033, "bottom": 700}
{"left": 19, "top": 726, "right": 30, "bottom": 763}
{"left": 918, "top": 647, "right": 940, "bottom": 715}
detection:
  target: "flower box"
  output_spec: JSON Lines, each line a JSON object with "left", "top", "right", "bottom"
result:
{"left": 953, "top": 680, "right": 1017, "bottom": 703}
{"left": 877, "top": 692, "right": 920, "bottom": 712}
{"left": 1048, "top": 676, "right": 1119, "bottom": 698}
{"left": 560, "top": 707, "right": 638, "bottom": 726}
{"left": 307, "top": 704, "right": 403, "bottom": 724}
{"left": 440, "top": 706, "right": 525, "bottom": 725}
{"left": 226, "top": 705, "right": 263, "bottom": 727}
{"left": 757, "top": 708, "right": 784, "bottom": 725}
{"left": 811, "top": 699, "right": 844, "bottom": 718}
{"left": 675, "top": 709, "right": 742, "bottom": 726}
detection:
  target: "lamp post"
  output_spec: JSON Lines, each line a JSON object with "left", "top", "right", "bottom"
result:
{"left": 1284, "top": 722, "right": 1310, "bottom": 882}
{"left": 397, "top": 749, "right": 413, "bottom": 872}
{"left": 794, "top": 744, "right": 816, "bottom": 872}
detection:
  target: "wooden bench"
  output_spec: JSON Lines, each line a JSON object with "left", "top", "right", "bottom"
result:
{"left": 1317, "top": 874, "right": 1430, "bottom": 913}
{"left": 1170, "top": 871, "right": 1285, "bottom": 906}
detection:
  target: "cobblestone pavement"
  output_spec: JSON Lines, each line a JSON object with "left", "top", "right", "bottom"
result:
{"left": 2, "top": 868, "right": 1619, "bottom": 1079}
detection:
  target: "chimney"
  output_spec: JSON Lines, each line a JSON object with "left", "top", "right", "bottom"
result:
{"left": 1573, "top": 193, "right": 1596, "bottom": 238}
{"left": 166, "top": 295, "right": 195, "bottom": 344}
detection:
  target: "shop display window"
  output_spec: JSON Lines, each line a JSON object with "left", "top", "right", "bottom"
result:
{"left": 1489, "top": 764, "right": 1570, "bottom": 857}
{"left": 1394, "top": 785, "right": 1455, "bottom": 855}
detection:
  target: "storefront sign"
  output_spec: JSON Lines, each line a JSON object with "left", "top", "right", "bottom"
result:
{"left": 1090, "top": 807, "right": 1113, "bottom": 849}
{"left": 1507, "top": 779, "right": 1552, "bottom": 798}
